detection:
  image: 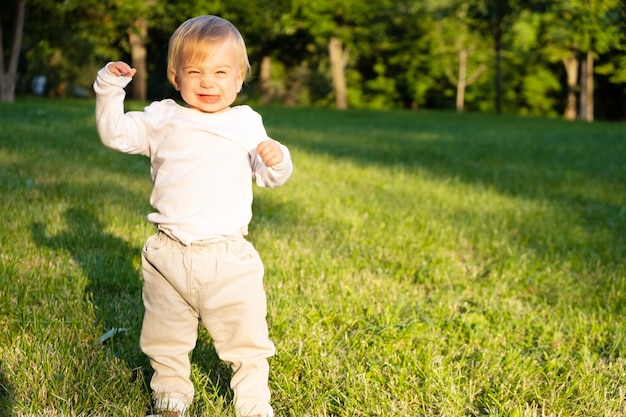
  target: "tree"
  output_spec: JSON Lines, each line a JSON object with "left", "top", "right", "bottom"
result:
{"left": 595, "top": 1, "right": 626, "bottom": 119}
{"left": 284, "top": 0, "right": 354, "bottom": 108}
{"left": 431, "top": 0, "right": 488, "bottom": 112}
{"left": 101, "top": 0, "right": 165, "bottom": 101}
{"left": 328, "top": 37, "right": 348, "bottom": 109}
{"left": 0, "top": 0, "right": 25, "bottom": 102}
{"left": 469, "top": 0, "right": 544, "bottom": 114}
{"left": 127, "top": 17, "right": 149, "bottom": 101}
{"left": 469, "top": 0, "right": 517, "bottom": 114}
{"left": 504, "top": 9, "right": 562, "bottom": 118}
{"left": 21, "top": 0, "right": 123, "bottom": 97}
{"left": 282, "top": 0, "right": 395, "bottom": 109}
{"left": 563, "top": 51, "right": 579, "bottom": 120}
{"left": 575, "top": 0, "right": 623, "bottom": 122}
{"left": 541, "top": 0, "right": 624, "bottom": 121}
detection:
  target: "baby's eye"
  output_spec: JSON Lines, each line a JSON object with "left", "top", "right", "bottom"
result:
{"left": 216, "top": 70, "right": 227, "bottom": 75}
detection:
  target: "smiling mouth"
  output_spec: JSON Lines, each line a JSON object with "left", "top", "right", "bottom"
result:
{"left": 198, "top": 94, "right": 220, "bottom": 104}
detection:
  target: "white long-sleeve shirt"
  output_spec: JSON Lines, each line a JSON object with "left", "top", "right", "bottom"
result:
{"left": 94, "top": 66, "right": 293, "bottom": 244}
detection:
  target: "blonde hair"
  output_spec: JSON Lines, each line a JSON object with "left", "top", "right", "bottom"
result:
{"left": 167, "top": 15, "right": 251, "bottom": 86}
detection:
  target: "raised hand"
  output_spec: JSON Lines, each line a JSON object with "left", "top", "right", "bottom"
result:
{"left": 107, "top": 61, "right": 137, "bottom": 78}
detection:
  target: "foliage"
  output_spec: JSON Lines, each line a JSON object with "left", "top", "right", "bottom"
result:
{"left": 506, "top": 9, "right": 562, "bottom": 117}
{"left": 8, "top": 1, "right": 626, "bottom": 119}
{"left": 20, "top": 0, "right": 115, "bottom": 96}
{"left": 1, "top": 98, "right": 625, "bottom": 416}
{"left": 595, "top": 1, "right": 626, "bottom": 86}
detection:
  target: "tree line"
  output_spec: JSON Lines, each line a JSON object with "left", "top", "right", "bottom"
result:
{"left": 2, "top": 0, "right": 626, "bottom": 121}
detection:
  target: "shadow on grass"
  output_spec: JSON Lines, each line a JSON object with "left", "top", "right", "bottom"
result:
{"left": 0, "top": 368, "right": 12, "bottom": 417}
{"left": 191, "top": 328, "right": 235, "bottom": 408}
{"left": 31, "top": 207, "right": 142, "bottom": 324}
{"left": 30, "top": 207, "right": 151, "bottom": 404}
{"left": 30, "top": 206, "right": 239, "bottom": 412}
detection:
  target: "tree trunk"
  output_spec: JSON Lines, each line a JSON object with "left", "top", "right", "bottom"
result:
{"left": 579, "top": 51, "right": 594, "bottom": 122}
{"left": 329, "top": 37, "right": 348, "bottom": 109}
{"left": 494, "top": 30, "right": 503, "bottom": 115}
{"left": 260, "top": 56, "right": 271, "bottom": 105}
{"left": 445, "top": 46, "right": 484, "bottom": 114}
{"left": 456, "top": 49, "right": 467, "bottom": 112}
{"left": 579, "top": 55, "right": 587, "bottom": 121}
{"left": 128, "top": 18, "right": 148, "bottom": 101}
{"left": 563, "top": 52, "right": 578, "bottom": 121}
{"left": 0, "top": 0, "right": 25, "bottom": 102}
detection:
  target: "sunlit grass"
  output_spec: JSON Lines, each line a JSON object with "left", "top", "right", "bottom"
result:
{"left": 0, "top": 98, "right": 625, "bottom": 416}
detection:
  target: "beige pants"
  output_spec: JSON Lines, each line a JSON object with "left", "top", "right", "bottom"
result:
{"left": 140, "top": 231, "right": 275, "bottom": 417}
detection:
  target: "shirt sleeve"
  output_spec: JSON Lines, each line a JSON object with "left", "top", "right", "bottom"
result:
{"left": 93, "top": 64, "right": 151, "bottom": 156}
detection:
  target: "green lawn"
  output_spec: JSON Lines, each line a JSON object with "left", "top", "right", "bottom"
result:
{"left": 1, "top": 97, "right": 625, "bottom": 416}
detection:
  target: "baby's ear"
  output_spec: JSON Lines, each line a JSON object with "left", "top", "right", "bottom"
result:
{"left": 236, "top": 69, "right": 245, "bottom": 92}
{"left": 169, "top": 70, "right": 180, "bottom": 91}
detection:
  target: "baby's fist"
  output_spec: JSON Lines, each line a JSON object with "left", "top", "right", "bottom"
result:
{"left": 257, "top": 139, "right": 284, "bottom": 167}
{"left": 107, "top": 61, "right": 137, "bottom": 78}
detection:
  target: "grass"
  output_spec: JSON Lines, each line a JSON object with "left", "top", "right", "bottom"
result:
{"left": 0, "top": 97, "right": 625, "bottom": 416}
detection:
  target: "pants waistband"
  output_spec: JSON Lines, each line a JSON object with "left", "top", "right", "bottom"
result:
{"left": 157, "top": 230, "right": 243, "bottom": 251}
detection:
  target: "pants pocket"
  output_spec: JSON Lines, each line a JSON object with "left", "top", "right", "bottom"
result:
{"left": 143, "top": 232, "right": 168, "bottom": 252}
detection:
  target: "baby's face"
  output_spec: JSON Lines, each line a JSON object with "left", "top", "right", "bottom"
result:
{"left": 172, "top": 40, "right": 244, "bottom": 113}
